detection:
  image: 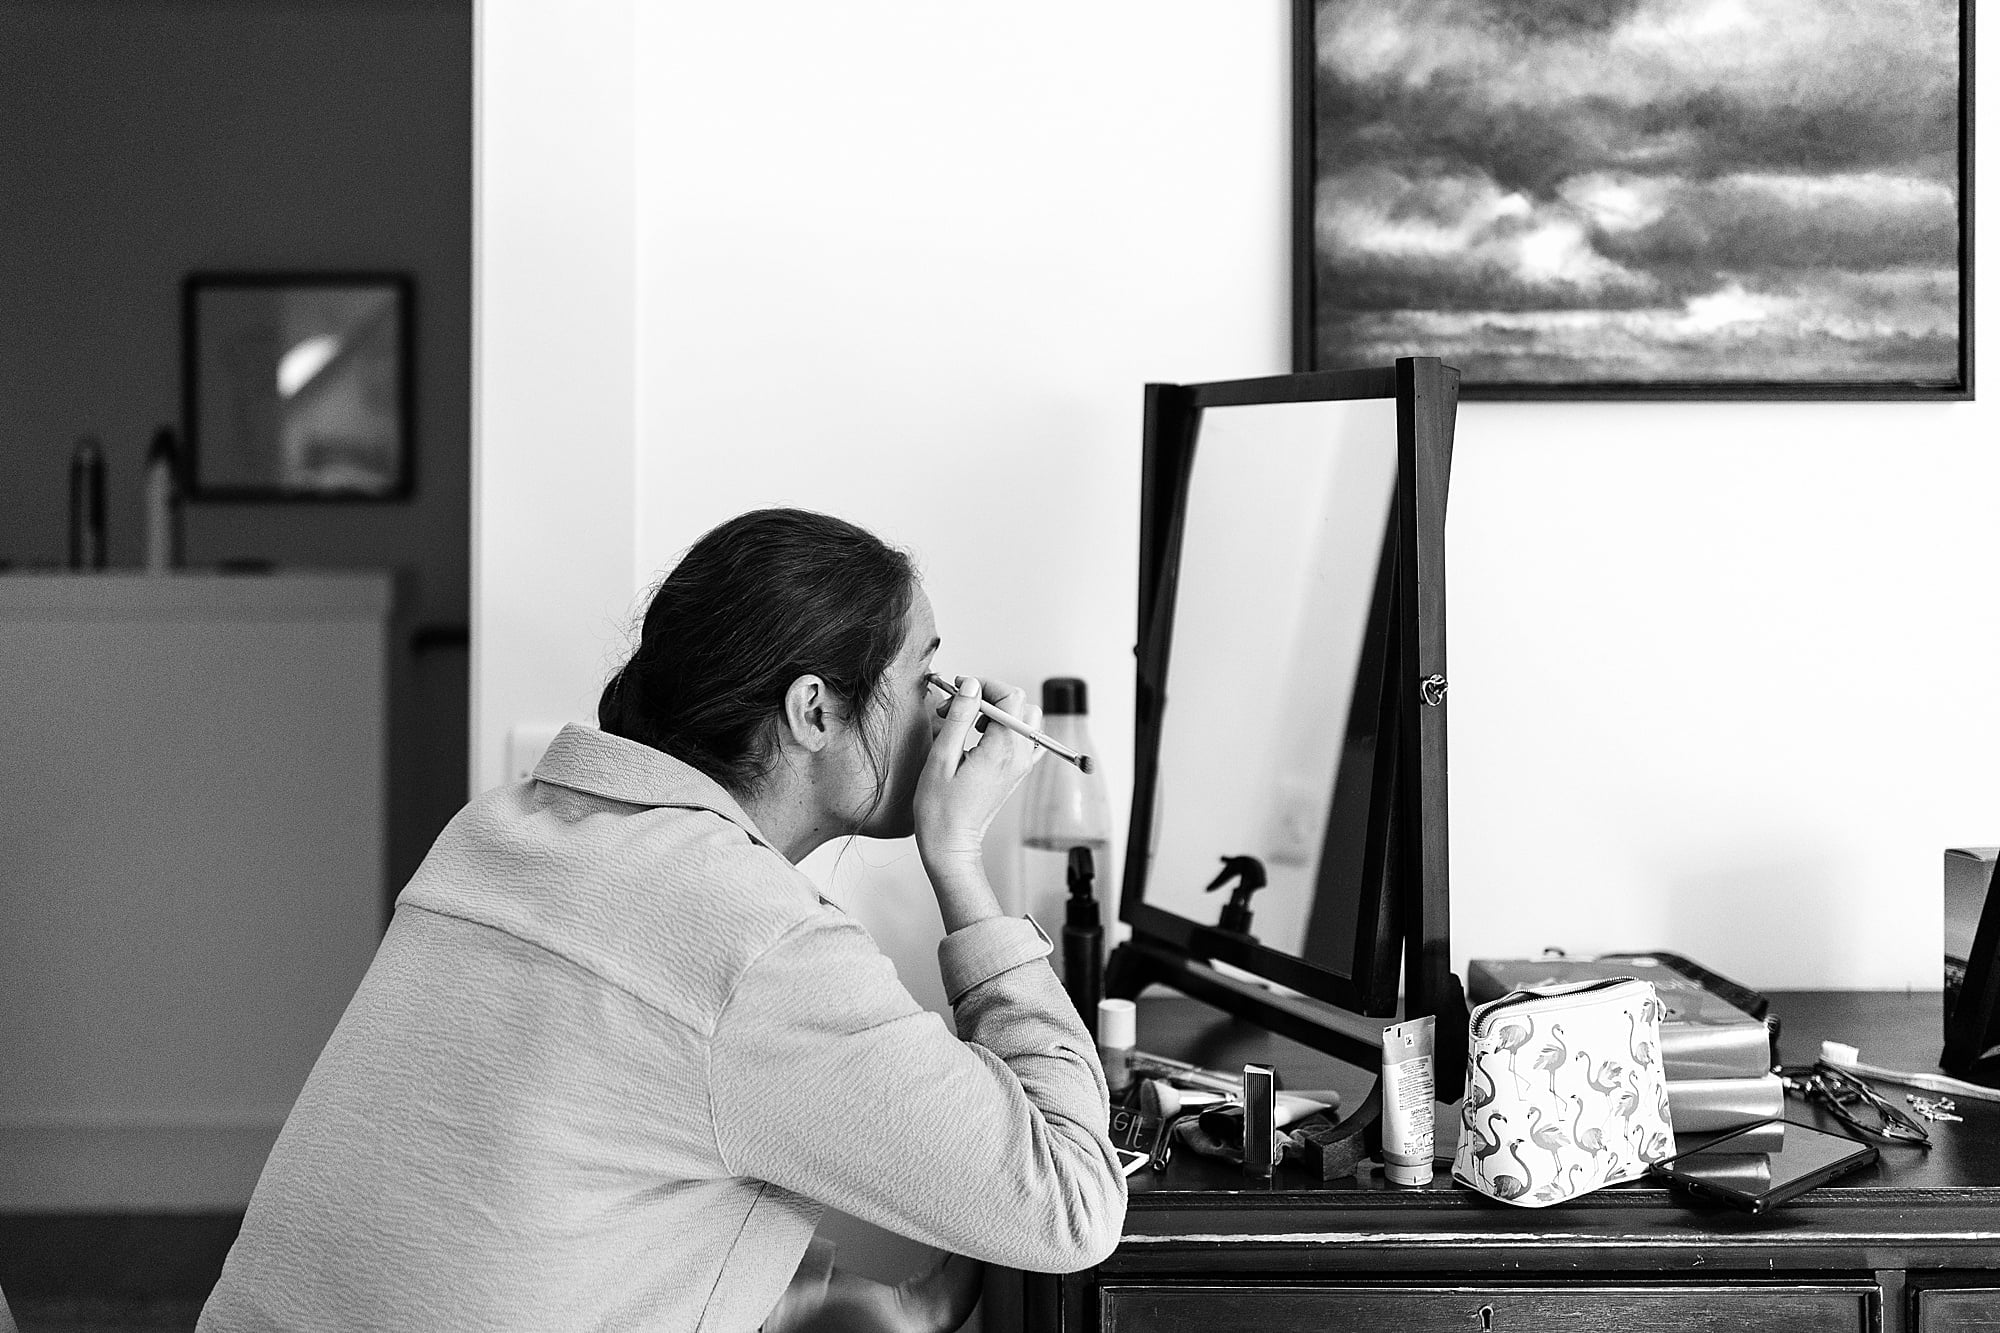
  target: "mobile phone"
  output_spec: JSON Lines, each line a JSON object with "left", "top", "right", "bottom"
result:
{"left": 1648, "top": 1118, "right": 1878, "bottom": 1214}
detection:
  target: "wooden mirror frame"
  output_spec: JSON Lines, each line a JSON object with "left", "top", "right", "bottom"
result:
{"left": 1106, "top": 357, "right": 1468, "bottom": 1081}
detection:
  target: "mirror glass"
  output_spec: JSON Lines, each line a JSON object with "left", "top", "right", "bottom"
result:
{"left": 188, "top": 278, "right": 409, "bottom": 499}
{"left": 1146, "top": 397, "right": 1398, "bottom": 971}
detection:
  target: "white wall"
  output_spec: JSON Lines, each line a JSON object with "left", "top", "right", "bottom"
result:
{"left": 478, "top": 0, "right": 1997, "bottom": 1047}
{"left": 1449, "top": 398, "right": 2000, "bottom": 988}
{"left": 628, "top": 2, "right": 1292, "bottom": 1001}
{"left": 472, "top": 0, "right": 637, "bottom": 790}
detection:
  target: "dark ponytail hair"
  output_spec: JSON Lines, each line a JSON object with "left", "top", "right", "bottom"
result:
{"left": 599, "top": 508, "right": 918, "bottom": 798}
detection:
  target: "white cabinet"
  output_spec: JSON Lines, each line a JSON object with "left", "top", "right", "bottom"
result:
{"left": 0, "top": 572, "right": 391, "bottom": 1208}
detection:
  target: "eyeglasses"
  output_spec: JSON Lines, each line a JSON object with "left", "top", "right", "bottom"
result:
{"left": 1781, "top": 1061, "right": 1932, "bottom": 1148}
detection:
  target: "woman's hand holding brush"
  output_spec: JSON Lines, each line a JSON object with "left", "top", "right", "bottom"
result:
{"left": 913, "top": 675, "right": 1042, "bottom": 932}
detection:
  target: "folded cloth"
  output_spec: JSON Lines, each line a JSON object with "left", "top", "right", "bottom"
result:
{"left": 1137, "top": 1075, "right": 1340, "bottom": 1170}
{"left": 1172, "top": 1105, "right": 1286, "bottom": 1168}
{"left": 1169, "top": 1094, "right": 1340, "bottom": 1169}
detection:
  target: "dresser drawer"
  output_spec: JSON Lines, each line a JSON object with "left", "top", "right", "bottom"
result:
{"left": 1915, "top": 1286, "right": 2000, "bottom": 1331}
{"left": 1100, "top": 1282, "right": 1875, "bottom": 1333}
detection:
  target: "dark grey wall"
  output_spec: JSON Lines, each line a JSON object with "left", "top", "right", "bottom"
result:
{"left": 0, "top": 0, "right": 473, "bottom": 896}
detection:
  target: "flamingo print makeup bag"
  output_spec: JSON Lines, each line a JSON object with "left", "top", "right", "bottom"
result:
{"left": 1453, "top": 977, "right": 1676, "bottom": 1207}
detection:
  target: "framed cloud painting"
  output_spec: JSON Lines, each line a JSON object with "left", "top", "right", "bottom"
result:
{"left": 1295, "top": 0, "right": 1971, "bottom": 399}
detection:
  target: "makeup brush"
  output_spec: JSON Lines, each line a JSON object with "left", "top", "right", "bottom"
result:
{"left": 926, "top": 672, "right": 1095, "bottom": 773}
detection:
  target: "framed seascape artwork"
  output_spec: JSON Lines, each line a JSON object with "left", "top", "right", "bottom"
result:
{"left": 183, "top": 272, "right": 415, "bottom": 500}
{"left": 1294, "top": 0, "right": 1973, "bottom": 400}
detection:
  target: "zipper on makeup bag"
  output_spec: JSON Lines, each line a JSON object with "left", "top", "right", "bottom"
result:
{"left": 1468, "top": 976, "right": 1647, "bottom": 1038}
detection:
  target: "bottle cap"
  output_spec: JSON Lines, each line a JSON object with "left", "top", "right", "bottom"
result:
{"left": 1066, "top": 845, "right": 1095, "bottom": 897}
{"left": 1097, "top": 997, "right": 1135, "bottom": 1050}
{"left": 1042, "top": 677, "right": 1087, "bottom": 715}
{"left": 149, "top": 426, "right": 178, "bottom": 461}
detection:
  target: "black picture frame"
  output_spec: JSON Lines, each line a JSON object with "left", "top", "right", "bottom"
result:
{"left": 1106, "top": 358, "right": 1467, "bottom": 1077}
{"left": 182, "top": 271, "right": 415, "bottom": 501}
{"left": 1943, "top": 848, "right": 2000, "bottom": 1082}
{"left": 1293, "top": 0, "right": 1974, "bottom": 401}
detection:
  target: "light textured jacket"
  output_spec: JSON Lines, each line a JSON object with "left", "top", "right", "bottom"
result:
{"left": 198, "top": 724, "right": 1125, "bottom": 1332}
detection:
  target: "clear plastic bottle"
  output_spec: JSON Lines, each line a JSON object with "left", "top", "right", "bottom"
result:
{"left": 1017, "top": 677, "right": 1112, "bottom": 982}
{"left": 143, "top": 426, "right": 184, "bottom": 575}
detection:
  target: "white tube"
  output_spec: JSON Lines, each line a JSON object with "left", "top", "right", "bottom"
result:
{"left": 1098, "top": 998, "right": 1136, "bottom": 1095}
{"left": 1381, "top": 1014, "right": 1436, "bottom": 1186}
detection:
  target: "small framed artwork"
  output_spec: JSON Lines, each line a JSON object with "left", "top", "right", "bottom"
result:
{"left": 183, "top": 272, "right": 414, "bottom": 500}
{"left": 1294, "top": 0, "right": 1972, "bottom": 400}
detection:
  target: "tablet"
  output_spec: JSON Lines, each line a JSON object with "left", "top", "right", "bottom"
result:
{"left": 1648, "top": 1119, "right": 1878, "bottom": 1214}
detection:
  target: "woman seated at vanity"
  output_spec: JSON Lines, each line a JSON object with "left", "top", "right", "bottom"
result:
{"left": 198, "top": 508, "right": 1126, "bottom": 1333}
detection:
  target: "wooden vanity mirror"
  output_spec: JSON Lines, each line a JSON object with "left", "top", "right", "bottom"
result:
{"left": 1107, "top": 357, "right": 1468, "bottom": 1100}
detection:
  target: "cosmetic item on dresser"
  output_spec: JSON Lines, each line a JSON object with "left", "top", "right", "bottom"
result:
{"left": 1241, "top": 1063, "right": 1277, "bottom": 1177}
{"left": 143, "top": 426, "right": 184, "bottom": 574}
{"left": 1097, "top": 998, "right": 1135, "bottom": 1096}
{"left": 1017, "top": 677, "right": 1111, "bottom": 977}
{"left": 1471, "top": 953, "right": 1781, "bottom": 1145}
{"left": 1380, "top": 1015, "right": 1436, "bottom": 1186}
{"left": 1469, "top": 954, "right": 1775, "bottom": 1079}
{"left": 1821, "top": 1039, "right": 2000, "bottom": 1104}
{"left": 67, "top": 436, "right": 106, "bottom": 570}
{"left": 1125, "top": 1049, "right": 1243, "bottom": 1096}
{"left": 1061, "top": 846, "right": 1104, "bottom": 1037}
{"left": 1454, "top": 978, "right": 1676, "bottom": 1207}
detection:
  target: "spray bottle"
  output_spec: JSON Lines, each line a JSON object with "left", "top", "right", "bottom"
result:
{"left": 1017, "top": 677, "right": 1112, "bottom": 976}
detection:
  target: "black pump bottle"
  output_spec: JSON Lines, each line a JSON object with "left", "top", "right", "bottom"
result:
{"left": 1062, "top": 845, "right": 1104, "bottom": 1038}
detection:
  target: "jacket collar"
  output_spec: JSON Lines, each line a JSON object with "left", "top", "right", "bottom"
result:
{"left": 531, "top": 724, "right": 778, "bottom": 854}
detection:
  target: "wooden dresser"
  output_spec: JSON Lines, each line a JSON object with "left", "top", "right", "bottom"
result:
{"left": 1014, "top": 991, "right": 2000, "bottom": 1333}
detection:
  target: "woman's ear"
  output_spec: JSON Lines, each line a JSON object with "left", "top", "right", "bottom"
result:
{"left": 778, "top": 674, "right": 834, "bottom": 754}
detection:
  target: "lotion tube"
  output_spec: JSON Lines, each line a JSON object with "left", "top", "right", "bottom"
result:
{"left": 1381, "top": 1014, "right": 1436, "bottom": 1186}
